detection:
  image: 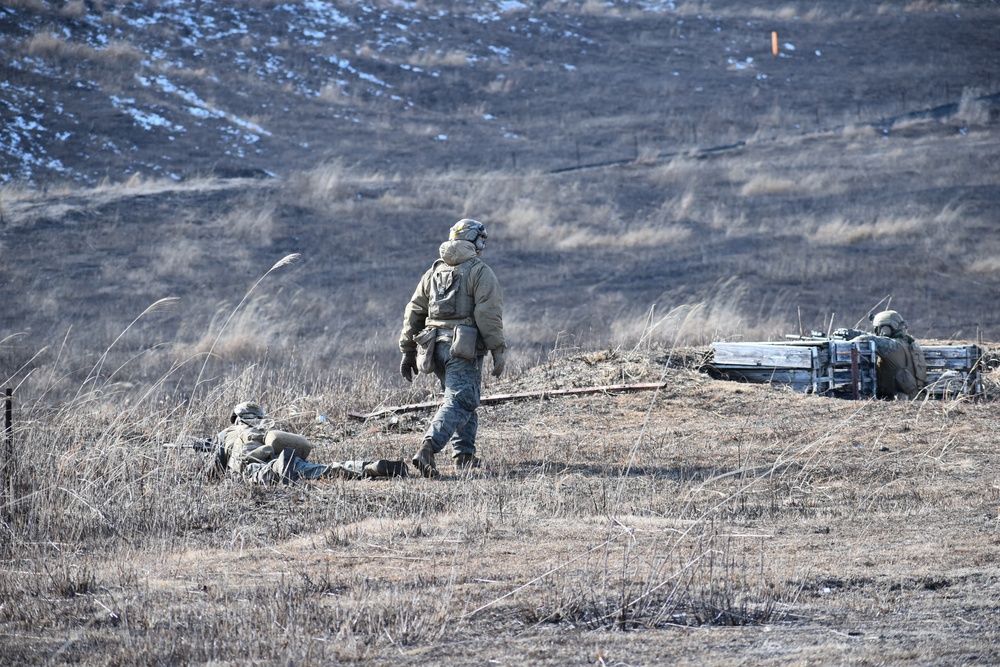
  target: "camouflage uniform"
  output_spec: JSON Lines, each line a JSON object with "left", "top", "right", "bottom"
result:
{"left": 212, "top": 402, "right": 407, "bottom": 484}
{"left": 847, "top": 310, "right": 927, "bottom": 399}
{"left": 215, "top": 422, "right": 333, "bottom": 484}
{"left": 399, "top": 220, "right": 505, "bottom": 476}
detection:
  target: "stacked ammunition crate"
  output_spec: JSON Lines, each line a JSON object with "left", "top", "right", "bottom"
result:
{"left": 922, "top": 344, "right": 984, "bottom": 397}
{"left": 706, "top": 339, "right": 982, "bottom": 400}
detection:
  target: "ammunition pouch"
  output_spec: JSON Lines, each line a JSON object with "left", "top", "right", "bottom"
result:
{"left": 414, "top": 327, "right": 438, "bottom": 374}
{"left": 451, "top": 324, "right": 479, "bottom": 361}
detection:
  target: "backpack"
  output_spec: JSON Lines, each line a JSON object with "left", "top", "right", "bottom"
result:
{"left": 428, "top": 258, "right": 477, "bottom": 321}
{"left": 909, "top": 339, "right": 928, "bottom": 387}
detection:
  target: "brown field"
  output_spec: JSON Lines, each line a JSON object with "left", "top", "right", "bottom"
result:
{"left": 2, "top": 1, "right": 1000, "bottom": 664}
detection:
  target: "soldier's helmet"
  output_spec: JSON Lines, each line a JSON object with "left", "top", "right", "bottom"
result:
{"left": 231, "top": 401, "right": 266, "bottom": 424}
{"left": 872, "top": 310, "right": 907, "bottom": 337}
{"left": 449, "top": 219, "right": 488, "bottom": 251}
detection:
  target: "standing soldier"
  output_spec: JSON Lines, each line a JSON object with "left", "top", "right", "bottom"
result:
{"left": 399, "top": 219, "right": 506, "bottom": 477}
{"left": 844, "top": 310, "right": 927, "bottom": 399}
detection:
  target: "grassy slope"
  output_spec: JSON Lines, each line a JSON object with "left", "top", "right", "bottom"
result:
{"left": 2, "top": 1, "right": 1000, "bottom": 664}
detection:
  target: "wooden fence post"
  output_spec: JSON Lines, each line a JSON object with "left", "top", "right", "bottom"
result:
{"left": 3, "top": 388, "right": 11, "bottom": 541}
{"left": 0, "top": 387, "right": 14, "bottom": 520}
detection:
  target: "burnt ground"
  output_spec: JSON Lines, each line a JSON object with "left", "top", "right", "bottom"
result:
{"left": 3, "top": 2, "right": 998, "bottom": 184}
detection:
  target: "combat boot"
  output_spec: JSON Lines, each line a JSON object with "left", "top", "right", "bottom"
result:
{"left": 453, "top": 453, "right": 481, "bottom": 470}
{"left": 363, "top": 460, "right": 409, "bottom": 478}
{"left": 412, "top": 442, "right": 439, "bottom": 478}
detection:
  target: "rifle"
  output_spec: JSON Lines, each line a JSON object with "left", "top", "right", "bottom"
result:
{"left": 784, "top": 328, "right": 866, "bottom": 342}
{"left": 162, "top": 437, "right": 216, "bottom": 453}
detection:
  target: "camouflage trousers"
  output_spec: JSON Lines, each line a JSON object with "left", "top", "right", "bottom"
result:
{"left": 424, "top": 344, "right": 484, "bottom": 458}
{"left": 244, "top": 457, "right": 332, "bottom": 485}
{"left": 243, "top": 458, "right": 403, "bottom": 484}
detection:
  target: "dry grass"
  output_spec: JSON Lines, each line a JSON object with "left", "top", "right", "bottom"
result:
{"left": 3, "top": 339, "right": 999, "bottom": 664}
{"left": 807, "top": 202, "right": 965, "bottom": 246}
{"left": 968, "top": 257, "right": 1000, "bottom": 276}
{"left": 25, "top": 31, "right": 143, "bottom": 69}
{"left": 406, "top": 49, "right": 470, "bottom": 69}
{"left": 739, "top": 174, "right": 797, "bottom": 197}
{"left": 953, "top": 86, "right": 992, "bottom": 127}
{"left": 808, "top": 215, "right": 927, "bottom": 245}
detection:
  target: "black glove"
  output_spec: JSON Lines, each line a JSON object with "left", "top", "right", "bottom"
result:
{"left": 400, "top": 351, "right": 417, "bottom": 382}
{"left": 491, "top": 348, "right": 506, "bottom": 377}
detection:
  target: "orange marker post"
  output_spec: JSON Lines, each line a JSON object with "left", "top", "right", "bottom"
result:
{"left": 772, "top": 31, "right": 779, "bottom": 55}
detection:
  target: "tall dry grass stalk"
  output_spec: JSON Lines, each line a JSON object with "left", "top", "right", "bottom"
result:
{"left": 74, "top": 297, "right": 179, "bottom": 401}
{"left": 619, "top": 278, "right": 791, "bottom": 348}
{"left": 187, "top": 253, "right": 300, "bottom": 411}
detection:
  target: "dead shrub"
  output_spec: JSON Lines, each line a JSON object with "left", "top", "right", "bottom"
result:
{"left": 952, "top": 87, "right": 991, "bottom": 126}
{"left": 739, "top": 174, "right": 796, "bottom": 197}
{"left": 59, "top": 0, "right": 87, "bottom": 19}
{"left": 968, "top": 257, "right": 1000, "bottom": 276}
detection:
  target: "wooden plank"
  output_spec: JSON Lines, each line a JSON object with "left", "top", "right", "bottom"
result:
{"left": 924, "top": 371, "right": 980, "bottom": 397}
{"left": 923, "top": 345, "right": 980, "bottom": 359}
{"left": 925, "top": 358, "right": 975, "bottom": 369}
{"left": 710, "top": 369, "right": 816, "bottom": 384}
{"left": 348, "top": 382, "right": 670, "bottom": 420}
{"left": 710, "top": 343, "right": 817, "bottom": 369}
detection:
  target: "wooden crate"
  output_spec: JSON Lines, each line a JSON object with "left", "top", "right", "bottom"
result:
{"left": 921, "top": 345, "right": 984, "bottom": 397}
{"left": 706, "top": 340, "right": 982, "bottom": 400}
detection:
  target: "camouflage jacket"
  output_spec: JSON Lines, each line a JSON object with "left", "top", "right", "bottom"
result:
{"left": 399, "top": 240, "right": 505, "bottom": 355}
{"left": 850, "top": 333, "right": 927, "bottom": 399}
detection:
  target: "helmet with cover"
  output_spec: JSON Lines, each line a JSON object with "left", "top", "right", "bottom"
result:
{"left": 231, "top": 401, "right": 266, "bottom": 425}
{"left": 449, "top": 219, "right": 488, "bottom": 251}
{"left": 871, "top": 310, "right": 906, "bottom": 337}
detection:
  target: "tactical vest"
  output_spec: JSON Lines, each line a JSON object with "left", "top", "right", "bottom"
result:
{"left": 223, "top": 424, "right": 267, "bottom": 473}
{"left": 427, "top": 257, "right": 477, "bottom": 325}
{"left": 876, "top": 338, "right": 926, "bottom": 399}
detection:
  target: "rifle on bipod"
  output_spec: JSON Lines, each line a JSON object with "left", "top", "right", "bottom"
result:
{"left": 784, "top": 328, "right": 865, "bottom": 342}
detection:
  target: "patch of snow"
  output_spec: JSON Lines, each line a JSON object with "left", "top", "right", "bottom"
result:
{"left": 136, "top": 74, "right": 271, "bottom": 137}
{"left": 110, "top": 95, "right": 186, "bottom": 132}
{"left": 727, "top": 56, "right": 754, "bottom": 71}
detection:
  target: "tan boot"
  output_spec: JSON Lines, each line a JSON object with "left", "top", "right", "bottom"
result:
{"left": 412, "top": 442, "right": 439, "bottom": 478}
